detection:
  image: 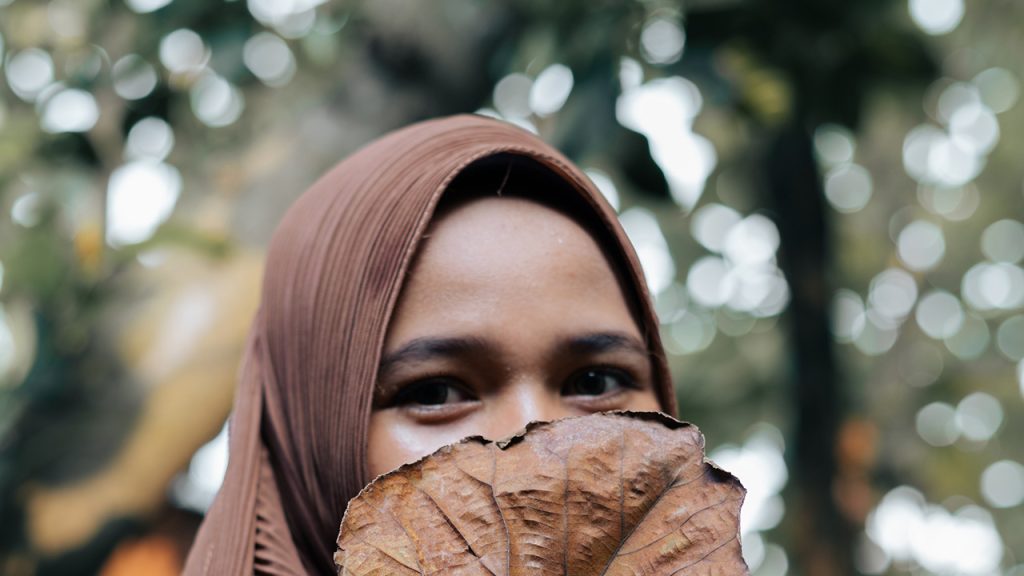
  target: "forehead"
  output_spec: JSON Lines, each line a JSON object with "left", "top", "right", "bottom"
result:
{"left": 389, "top": 196, "right": 640, "bottom": 338}
{"left": 415, "top": 196, "right": 619, "bottom": 295}
{"left": 428, "top": 156, "right": 629, "bottom": 292}
{"left": 429, "top": 196, "right": 601, "bottom": 256}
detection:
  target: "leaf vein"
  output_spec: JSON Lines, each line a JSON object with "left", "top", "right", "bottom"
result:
{"left": 614, "top": 493, "right": 742, "bottom": 558}
{"left": 597, "top": 459, "right": 707, "bottom": 576}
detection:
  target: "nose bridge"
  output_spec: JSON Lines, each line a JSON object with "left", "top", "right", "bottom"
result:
{"left": 486, "top": 376, "right": 570, "bottom": 440}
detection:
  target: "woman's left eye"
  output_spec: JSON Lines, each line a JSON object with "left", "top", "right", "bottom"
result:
{"left": 393, "top": 378, "right": 470, "bottom": 407}
{"left": 564, "top": 368, "right": 634, "bottom": 397}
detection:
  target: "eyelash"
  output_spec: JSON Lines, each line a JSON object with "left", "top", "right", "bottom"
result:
{"left": 565, "top": 366, "right": 639, "bottom": 397}
{"left": 387, "top": 365, "right": 641, "bottom": 411}
{"left": 391, "top": 377, "right": 471, "bottom": 407}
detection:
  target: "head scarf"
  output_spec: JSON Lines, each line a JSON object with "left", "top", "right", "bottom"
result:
{"left": 183, "top": 114, "right": 676, "bottom": 575}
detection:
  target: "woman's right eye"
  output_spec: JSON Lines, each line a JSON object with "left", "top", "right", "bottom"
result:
{"left": 393, "top": 378, "right": 470, "bottom": 407}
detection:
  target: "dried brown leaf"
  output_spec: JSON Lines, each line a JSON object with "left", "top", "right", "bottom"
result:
{"left": 336, "top": 411, "right": 748, "bottom": 575}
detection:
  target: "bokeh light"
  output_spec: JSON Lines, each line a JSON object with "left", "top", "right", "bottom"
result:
{"left": 710, "top": 427, "right": 787, "bottom": 572}
{"left": 711, "top": 431, "right": 788, "bottom": 574}
{"left": 996, "top": 315, "right": 1024, "bottom": 361}
{"left": 617, "top": 76, "right": 716, "bottom": 210}
{"left": 981, "top": 219, "right": 1024, "bottom": 263}
{"left": 980, "top": 460, "right": 1024, "bottom": 509}
{"left": 243, "top": 32, "right": 296, "bottom": 88}
{"left": 493, "top": 73, "right": 533, "bottom": 119}
{"left": 11, "top": 192, "right": 42, "bottom": 228}
{"left": 832, "top": 290, "right": 865, "bottom": 344}
{"left": 973, "top": 67, "right": 1020, "bottom": 114}
{"left": 247, "top": 0, "right": 325, "bottom": 35}
{"left": 909, "top": 0, "right": 965, "bottom": 35}
{"left": 916, "top": 290, "right": 963, "bottom": 339}
{"left": 854, "top": 311, "right": 900, "bottom": 356}
{"left": 944, "top": 313, "right": 990, "bottom": 360}
{"left": 619, "top": 207, "right": 675, "bottom": 295}
{"left": 866, "top": 486, "right": 1003, "bottom": 574}
{"left": 898, "top": 220, "right": 946, "bottom": 271}
{"left": 112, "top": 54, "right": 159, "bottom": 100}
{"left": 171, "top": 424, "right": 228, "bottom": 512}
{"left": 583, "top": 168, "right": 619, "bottom": 211}
{"left": 273, "top": 8, "right": 316, "bottom": 39}
{"left": 640, "top": 16, "right": 685, "bottom": 65}
{"left": 106, "top": 160, "right": 182, "bottom": 246}
{"left": 0, "top": 305, "right": 14, "bottom": 382}
{"left": 936, "top": 82, "right": 978, "bottom": 125}
{"left": 6, "top": 48, "right": 55, "bottom": 102}
{"left": 690, "top": 203, "right": 741, "bottom": 254}
{"left": 0, "top": 299, "right": 35, "bottom": 389}
{"left": 1018, "top": 360, "right": 1024, "bottom": 398}
{"left": 813, "top": 124, "right": 855, "bottom": 167}
{"left": 949, "top": 102, "right": 999, "bottom": 156}
{"left": 903, "top": 123, "right": 985, "bottom": 188}
{"left": 755, "top": 544, "right": 789, "bottom": 576}
{"left": 929, "top": 138, "right": 983, "bottom": 187}
{"left": 39, "top": 88, "right": 99, "bottom": 133}
{"left": 618, "top": 56, "right": 643, "bottom": 92}
{"left": 684, "top": 209, "right": 788, "bottom": 318}
{"left": 529, "top": 63, "right": 573, "bottom": 117}
{"left": 955, "top": 392, "right": 1003, "bottom": 443}
{"left": 722, "top": 214, "right": 780, "bottom": 266}
{"left": 63, "top": 46, "right": 105, "bottom": 82}
{"left": 868, "top": 268, "right": 918, "bottom": 323}
{"left": 664, "top": 308, "right": 716, "bottom": 355}
{"left": 738, "top": 268, "right": 789, "bottom": 318}
{"left": 824, "top": 163, "right": 873, "bottom": 213}
{"left": 916, "top": 402, "right": 958, "bottom": 447}
{"left": 159, "top": 28, "right": 208, "bottom": 75}
{"left": 126, "top": 0, "right": 173, "bottom": 14}
{"left": 687, "top": 256, "right": 731, "bottom": 308}
{"left": 124, "top": 117, "right": 175, "bottom": 161}
{"left": 917, "top": 184, "right": 980, "bottom": 222}
{"left": 190, "top": 72, "right": 245, "bottom": 127}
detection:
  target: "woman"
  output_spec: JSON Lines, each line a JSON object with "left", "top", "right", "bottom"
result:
{"left": 183, "top": 115, "right": 676, "bottom": 575}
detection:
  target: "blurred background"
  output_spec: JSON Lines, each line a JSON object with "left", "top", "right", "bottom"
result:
{"left": 0, "top": 0, "right": 1022, "bottom": 574}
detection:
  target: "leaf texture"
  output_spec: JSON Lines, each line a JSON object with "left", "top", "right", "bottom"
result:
{"left": 335, "top": 411, "right": 748, "bottom": 575}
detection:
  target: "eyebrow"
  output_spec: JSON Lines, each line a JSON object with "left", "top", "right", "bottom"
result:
{"left": 378, "top": 335, "right": 493, "bottom": 378}
{"left": 377, "top": 331, "right": 649, "bottom": 377}
{"left": 563, "top": 331, "right": 649, "bottom": 357}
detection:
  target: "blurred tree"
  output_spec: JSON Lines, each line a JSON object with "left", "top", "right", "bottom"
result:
{"left": 674, "top": 2, "right": 938, "bottom": 574}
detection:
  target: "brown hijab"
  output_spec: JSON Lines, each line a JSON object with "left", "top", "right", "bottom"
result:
{"left": 182, "top": 114, "right": 676, "bottom": 575}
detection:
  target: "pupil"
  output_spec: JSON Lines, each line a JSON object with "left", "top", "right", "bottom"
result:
{"left": 578, "top": 371, "right": 609, "bottom": 395}
{"left": 414, "top": 382, "right": 449, "bottom": 405}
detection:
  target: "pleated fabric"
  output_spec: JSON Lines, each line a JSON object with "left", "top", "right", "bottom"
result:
{"left": 181, "top": 114, "right": 676, "bottom": 575}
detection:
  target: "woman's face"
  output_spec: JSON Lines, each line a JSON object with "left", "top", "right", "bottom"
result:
{"left": 367, "top": 195, "right": 662, "bottom": 478}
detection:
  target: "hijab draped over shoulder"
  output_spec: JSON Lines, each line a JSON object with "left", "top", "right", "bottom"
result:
{"left": 182, "top": 115, "right": 676, "bottom": 575}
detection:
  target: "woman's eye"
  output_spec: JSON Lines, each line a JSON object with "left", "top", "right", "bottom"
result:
{"left": 564, "top": 368, "right": 633, "bottom": 397}
{"left": 394, "top": 379, "right": 468, "bottom": 407}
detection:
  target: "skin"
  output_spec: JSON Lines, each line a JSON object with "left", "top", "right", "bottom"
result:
{"left": 367, "top": 196, "right": 661, "bottom": 478}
